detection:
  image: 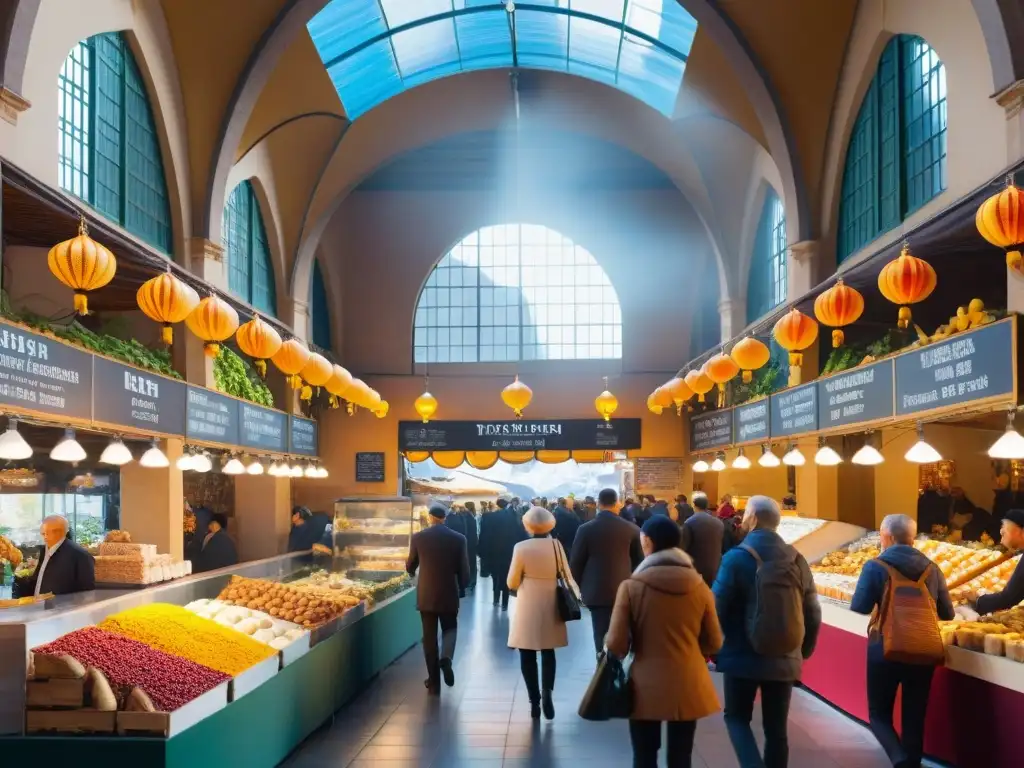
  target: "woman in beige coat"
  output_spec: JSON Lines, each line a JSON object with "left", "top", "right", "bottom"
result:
{"left": 606, "top": 515, "right": 723, "bottom": 768}
{"left": 507, "top": 505, "right": 578, "bottom": 720}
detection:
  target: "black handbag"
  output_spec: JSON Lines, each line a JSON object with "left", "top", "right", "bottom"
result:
{"left": 578, "top": 651, "right": 633, "bottom": 720}
{"left": 552, "top": 539, "right": 581, "bottom": 622}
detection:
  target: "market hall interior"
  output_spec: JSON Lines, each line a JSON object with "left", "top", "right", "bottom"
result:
{"left": 1, "top": 0, "right": 1024, "bottom": 766}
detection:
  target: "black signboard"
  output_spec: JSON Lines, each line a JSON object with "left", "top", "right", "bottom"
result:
{"left": 239, "top": 403, "right": 287, "bottom": 451}
{"left": 398, "top": 419, "right": 642, "bottom": 452}
{"left": 290, "top": 416, "right": 318, "bottom": 456}
{"left": 690, "top": 410, "right": 734, "bottom": 452}
{"left": 356, "top": 452, "right": 386, "bottom": 482}
{"left": 0, "top": 323, "right": 92, "bottom": 419}
{"left": 770, "top": 382, "right": 818, "bottom": 438}
{"left": 817, "top": 360, "right": 894, "bottom": 430}
{"left": 186, "top": 386, "right": 239, "bottom": 446}
{"left": 734, "top": 400, "right": 770, "bottom": 444}
{"left": 895, "top": 320, "right": 1015, "bottom": 417}
{"left": 93, "top": 357, "right": 186, "bottom": 435}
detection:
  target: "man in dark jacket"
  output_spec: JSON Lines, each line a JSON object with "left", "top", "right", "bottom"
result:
{"left": 675, "top": 494, "right": 695, "bottom": 523}
{"left": 478, "top": 497, "right": 524, "bottom": 610}
{"left": 287, "top": 506, "right": 318, "bottom": 552}
{"left": 713, "top": 496, "right": 821, "bottom": 768}
{"left": 25, "top": 515, "right": 95, "bottom": 596}
{"left": 195, "top": 513, "right": 239, "bottom": 573}
{"left": 552, "top": 498, "right": 582, "bottom": 557}
{"left": 570, "top": 488, "right": 644, "bottom": 653}
{"left": 445, "top": 503, "right": 479, "bottom": 591}
{"left": 681, "top": 494, "right": 725, "bottom": 586}
{"left": 407, "top": 504, "right": 470, "bottom": 694}
{"left": 851, "top": 513, "right": 954, "bottom": 768}
{"left": 969, "top": 508, "right": 1024, "bottom": 615}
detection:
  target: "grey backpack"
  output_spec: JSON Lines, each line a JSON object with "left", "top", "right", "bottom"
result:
{"left": 739, "top": 544, "right": 805, "bottom": 656}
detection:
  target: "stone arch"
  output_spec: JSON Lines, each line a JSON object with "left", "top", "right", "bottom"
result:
{"left": 969, "top": 0, "right": 1024, "bottom": 92}
{"left": 0, "top": 0, "right": 41, "bottom": 95}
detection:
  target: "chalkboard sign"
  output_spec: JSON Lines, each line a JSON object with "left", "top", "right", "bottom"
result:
{"left": 734, "top": 400, "right": 770, "bottom": 444}
{"left": 93, "top": 357, "right": 187, "bottom": 435}
{"left": 186, "top": 387, "right": 239, "bottom": 446}
{"left": 356, "top": 452, "right": 386, "bottom": 482}
{"left": 690, "top": 410, "right": 733, "bottom": 452}
{"left": 239, "top": 403, "right": 287, "bottom": 451}
{"left": 0, "top": 323, "right": 92, "bottom": 419}
{"left": 290, "top": 416, "right": 318, "bottom": 456}
{"left": 770, "top": 382, "right": 818, "bottom": 438}
{"left": 817, "top": 359, "right": 894, "bottom": 430}
{"left": 398, "top": 419, "right": 642, "bottom": 451}
{"left": 634, "top": 457, "right": 684, "bottom": 497}
{"left": 895, "top": 320, "right": 1015, "bottom": 417}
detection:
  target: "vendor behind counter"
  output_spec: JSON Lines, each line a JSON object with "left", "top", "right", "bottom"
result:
{"left": 288, "top": 507, "right": 331, "bottom": 552}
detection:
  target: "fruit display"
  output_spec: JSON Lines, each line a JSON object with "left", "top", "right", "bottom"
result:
{"left": 214, "top": 575, "right": 360, "bottom": 628}
{"left": 912, "top": 539, "right": 1007, "bottom": 589}
{"left": 949, "top": 555, "right": 1022, "bottom": 605}
{"left": 32, "top": 626, "right": 229, "bottom": 711}
{"left": 183, "top": 599, "right": 308, "bottom": 650}
{"left": 0, "top": 534, "right": 23, "bottom": 566}
{"left": 925, "top": 526, "right": 997, "bottom": 549}
{"left": 776, "top": 518, "right": 827, "bottom": 546}
{"left": 99, "top": 603, "right": 277, "bottom": 676}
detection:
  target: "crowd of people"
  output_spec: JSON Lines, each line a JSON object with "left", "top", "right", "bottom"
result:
{"left": 404, "top": 487, "right": 1007, "bottom": 768}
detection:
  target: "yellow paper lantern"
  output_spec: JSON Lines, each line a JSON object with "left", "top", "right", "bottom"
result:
{"left": 235, "top": 315, "right": 282, "bottom": 377}
{"left": 466, "top": 451, "right": 499, "bottom": 470}
{"left": 326, "top": 364, "right": 353, "bottom": 408}
{"left": 664, "top": 377, "right": 693, "bottom": 414}
{"left": 730, "top": 337, "right": 771, "bottom": 383}
{"left": 976, "top": 181, "right": 1024, "bottom": 272}
{"left": 703, "top": 353, "right": 740, "bottom": 406}
{"left": 185, "top": 295, "right": 240, "bottom": 358}
{"left": 536, "top": 450, "right": 571, "bottom": 464}
{"left": 272, "top": 338, "right": 311, "bottom": 389}
{"left": 594, "top": 377, "right": 618, "bottom": 421}
{"left": 433, "top": 450, "right": 466, "bottom": 469}
{"left": 684, "top": 369, "right": 715, "bottom": 403}
{"left": 404, "top": 451, "right": 430, "bottom": 463}
{"left": 813, "top": 279, "right": 864, "bottom": 348}
{"left": 501, "top": 375, "right": 532, "bottom": 418}
{"left": 772, "top": 308, "right": 819, "bottom": 386}
{"left": 652, "top": 386, "right": 674, "bottom": 410}
{"left": 414, "top": 390, "right": 438, "bottom": 423}
{"left": 299, "top": 352, "right": 333, "bottom": 401}
{"left": 346, "top": 378, "right": 372, "bottom": 410}
{"left": 48, "top": 219, "right": 117, "bottom": 315}
{"left": 877, "top": 244, "right": 937, "bottom": 329}
{"left": 500, "top": 450, "right": 535, "bottom": 464}
{"left": 646, "top": 392, "right": 664, "bottom": 416}
{"left": 374, "top": 400, "right": 389, "bottom": 419}
{"left": 136, "top": 271, "right": 199, "bottom": 345}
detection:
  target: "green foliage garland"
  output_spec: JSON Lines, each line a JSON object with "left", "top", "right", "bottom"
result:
{"left": 214, "top": 347, "right": 274, "bottom": 407}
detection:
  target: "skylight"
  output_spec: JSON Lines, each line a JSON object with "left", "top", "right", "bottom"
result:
{"left": 308, "top": 1, "right": 698, "bottom": 119}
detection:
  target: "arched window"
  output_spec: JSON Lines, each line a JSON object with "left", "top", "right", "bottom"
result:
{"left": 222, "top": 181, "right": 276, "bottom": 316}
{"left": 310, "top": 259, "right": 332, "bottom": 352}
{"left": 746, "top": 190, "right": 787, "bottom": 323}
{"left": 57, "top": 33, "right": 172, "bottom": 253}
{"left": 838, "top": 35, "right": 947, "bottom": 263}
{"left": 414, "top": 224, "right": 622, "bottom": 364}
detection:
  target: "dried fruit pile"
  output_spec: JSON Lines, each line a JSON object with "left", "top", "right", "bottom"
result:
{"left": 215, "top": 576, "right": 359, "bottom": 628}
{"left": 33, "top": 627, "right": 228, "bottom": 711}
{"left": 99, "top": 603, "right": 276, "bottom": 676}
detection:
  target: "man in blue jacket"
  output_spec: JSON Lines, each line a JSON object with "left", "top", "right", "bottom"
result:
{"left": 851, "top": 514, "right": 956, "bottom": 768}
{"left": 967, "top": 508, "right": 1024, "bottom": 616}
{"left": 713, "top": 496, "right": 821, "bottom": 768}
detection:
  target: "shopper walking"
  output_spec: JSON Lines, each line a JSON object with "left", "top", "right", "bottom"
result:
{"left": 606, "top": 516, "right": 723, "bottom": 768}
{"left": 570, "top": 488, "right": 644, "bottom": 653}
{"left": 445, "top": 503, "right": 479, "bottom": 591}
{"left": 406, "top": 504, "right": 470, "bottom": 695}
{"left": 681, "top": 494, "right": 725, "bottom": 587}
{"left": 713, "top": 496, "right": 821, "bottom": 768}
{"left": 552, "top": 498, "right": 582, "bottom": 558}
{"left": 507, "top": 506, "right": 578, "bottom": 720}
{"left": 675, "top": 494, "right": 695, "bottom": 524}
{"left": 850, "top": 514, "right": 954, "bottom": 768}
{"left": 481, "top": 497, "right": 525, "bottom": 610}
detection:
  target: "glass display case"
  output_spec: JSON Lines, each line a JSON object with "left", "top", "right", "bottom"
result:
{"left": 332, "top": 496, "right": 416, "bottom": 580}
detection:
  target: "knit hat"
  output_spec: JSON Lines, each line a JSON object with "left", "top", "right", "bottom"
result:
{"left": 1003, "top": 509, "right": 1024, "bottom": 529}
{"left": 428, "top": 504, "right": 448, "bottom": 520}
{"left": 641, "top": 515, "right": 681, "bottom": 552}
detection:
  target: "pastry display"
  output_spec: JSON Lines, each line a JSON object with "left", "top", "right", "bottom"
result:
{"left": 214, "top": 575, "right": 360, "bottom": 628}
{"left": 812, "top": 536, "right": 881, "bottom": 576}
{"left": 0, "top": 534, "right": 23, "bottom": 566}
{"left": 912, "top": 539, "right": 1007, "bottom": 589}
{"left": 92, "top": 532, "right": 191, "bottom": 585}
{"left": 776, "top": 517, "right": 827, "bottom": 546}
{"left": 334, "top": 518, "right": 420, "bottom": 536}
{"left": 291, "top": 571, "right": 411, "bottom": 606}
{"left": 99, "top": 603, "right": 277, "bottom": 676}
{"left": 949, "top": 555, "right": 1021, "bottom": 605}
{"left": 812, "top": 573, "right": 861, "bottom": 602}
{"left": 182, "top": 599, "right": 309, "bottom": 649}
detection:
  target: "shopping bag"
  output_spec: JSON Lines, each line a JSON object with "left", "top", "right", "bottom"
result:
{"left": 578, "top": 651, "right": 632, "bottom": 721}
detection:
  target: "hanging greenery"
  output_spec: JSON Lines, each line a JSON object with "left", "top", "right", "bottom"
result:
{"left": 821, "top": 331, "right": 896, "bottom": 375}
{"left": 213, "top": 347, "right": 274, "bottom": 407}
{"left": 730, "top": 359, "right": 782, "bottom": 405}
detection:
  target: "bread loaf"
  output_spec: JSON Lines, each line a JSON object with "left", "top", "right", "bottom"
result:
{"left": 87, "top": 667, "right": 117, "bottom": 711}
{"left": 33, "top": 653, "right": 86, "bottom": 680}
{"left": 126, "top": 687, "right": 157, "bottom": 712}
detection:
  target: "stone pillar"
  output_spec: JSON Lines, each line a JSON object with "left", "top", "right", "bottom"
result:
{"left": 280, "top": 296, "right": 311, "bottom": 343}
{"left": 788, "top": 240, "right": 821, "bottom": 300}
{"left": 718, "top": 298, "right": 746, "bottom": 342}
{"left": 175, "top": 238, "right": 227, "bottom": 388}
{"left": 234, "top": 474, "right": 292, "bottom": 562}
{"left": 0, "top": 86, "right": 30, "bottom": 126}
{"left": 188, "top": 237, "right": 227, "bottom": 289}
{"left": 995, "top": 79, "right": 1024, "bottom": 167}
{"left": 120, "top": 438, "right": 185, "bottom": 559}
{"left": 793, "top": 436, "right": 838, "bottom": 520}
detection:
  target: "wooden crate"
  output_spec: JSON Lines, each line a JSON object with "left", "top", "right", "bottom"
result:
{"left": 26, "top": 709, "right": 116, "bottom": 734}
{"left": 26, "top": 678, "right": 85, "bottom": 708}
{"left": 116, "top": 710, "right": 170, "bottom": 737}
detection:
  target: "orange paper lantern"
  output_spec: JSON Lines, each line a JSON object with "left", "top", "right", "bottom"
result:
{"left": 594, "top": 378, "right": 618, "bottom": 422}
{"left": 299, "top": 352, "right": 333, "bottom": 401}
{"left": 664, "top": 377, "right": 693, "bottom": 414}
{"left": 684, "top": 369, "right": 714, "bottom": 403}
{"left": 704, "top": 353, "right": 739, "bottom": 386}
{"left": 136, "top": 271, "right": 199, "bottom": 345}
{"left": 235, "top": 315, "right": 282, "bottom": 376}
{"left": 730, "top": 337, "right": 770, "bottom": 383}
{"left": 772, "top": 308, "right": 818, "bottom": 386}
{"left": 814, "top": 279, "right": 864, "bottom": 347}
{"left": 977, "top": 181, "right": 1024, "bottom": 273}
{"left": 47, "top": 219, "right": 117, "bottom": 315}
{"left": 646, "top": 392, "right": 664, "bottom": 416}
{"left": 652, "top": 386, "right": 674, "bottom": 410}
{"left": 877, "top": 244, "right": 936, "bottom": 328}
{"left": 326, "top": 364, "right": 353, "bottom": 408}
{"left": 272, "top": 338, "right": 311, "bottom": 389}
{"left": 185, "top": 295, "right": 240, "bottom": 358}
{"left": 501, "top": 375, "right": 532, "bottom": 418}
{"left": 414, "top": 390, "right": 439, "bottom": 423}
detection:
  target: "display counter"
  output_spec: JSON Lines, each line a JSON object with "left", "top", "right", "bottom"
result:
{"left": 0, "top": 552, "right": 419, "bottom": 767}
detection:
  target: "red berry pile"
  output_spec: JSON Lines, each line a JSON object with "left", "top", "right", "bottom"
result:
{"left": 33, "top": 627, "right": 229, "bottom": 711}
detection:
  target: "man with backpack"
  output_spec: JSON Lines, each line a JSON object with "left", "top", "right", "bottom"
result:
{"left": 712, "top": 495, "right": 821, "bottom": 768}
{"left": 850, "top": 514, "right": 954, "bottom": 768}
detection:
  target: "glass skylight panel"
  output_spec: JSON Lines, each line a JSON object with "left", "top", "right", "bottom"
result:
{"left": 327, "top": 40, "right": 402, "bottom": 118}
{"left": 515, "top": 9, "right": 569, "bottom": 69}
{"left": 390, "top": 19, "right": 461, "bottom": 87}
{"left": 569, "top": 0, "right": 628, "bottom": 24}
{"left": 380, "top": 0, "right": 451, "bottom": 29}
{"left": 456, "top": 12, "right": 514, "bottom": 68}
{"left": 308, "top": 0, "right": 388, "bottom": 63}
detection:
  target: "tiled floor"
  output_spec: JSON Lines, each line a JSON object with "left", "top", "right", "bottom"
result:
{"left": 281, "top": 581, "right": 894, "bottom": 767}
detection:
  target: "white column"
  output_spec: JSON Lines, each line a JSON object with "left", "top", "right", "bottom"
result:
{"left": 718, "top": 298, "right": 746, "bottom": 342}
{"left": 788, "top": 240, "right": 821, "bottom": 300}
{"left": 995, "top": 79, "right": 1024, "bottom": 167}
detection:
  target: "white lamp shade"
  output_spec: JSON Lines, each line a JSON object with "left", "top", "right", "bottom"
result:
{"left": 692, "top": 459, "right": 709, "bottom": 473}
{"left": 304, "top": 464, "right": 318, "bottom": 477}
{"left": 246, "top": 459, "right": 264, "bottom": 475}
{"left": 290, "top": 463, "right": 304, "bottom": 478}
{"left": 758, "top": 449, "right": 781, "bottom": 468}
{"left": 99, "top": 439, "right": 133, "bottom": 466}
{"left": 0, "top": 423, "right": 33, "bottom": 460}
{"left": 710, "top": 457, "right": 726, "bottom": 472}
{"left": 989, "top": 428, "right": 1024, "bottom": 459}
{"left": 732, "top": 453, "right": 751, "bottom": 470}
{"left": 905, "top": 440, "right": 942, "bottom": 463}
{"left": 782, "top": 447, "right": 806, "bottom": 466}
{"left": 51, "top": 430, "right": 86, "bottom": 463}
{"left": 315, "top": 466, "right": 329, "bottom": 478}
{"left": 140, "top": 442, "right": 170, "bottom": 468}
{"left": 191, "top": 453, "right": 213, "bottom": 473}
{"left": 223, "top": 457, "right": 246, "bottom": 475}
{"left": 814, "top": 446, "right": 843, "bottom": 466}
{"left": 851, "top": 445, "right": 885, "bottom": 465}
{"left": 267, "top": 461, "right": 284, "bottom": 476}
{"left": 176, "top": 452, "right": 195, "bottom": 471}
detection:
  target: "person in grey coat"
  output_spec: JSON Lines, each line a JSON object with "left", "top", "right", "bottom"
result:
{"left": 681, "top": 493, "right": 725, "bottom": 586}
{"left": 569, "top": 488, "right": 644, "bottom": 654}
{"left": 407, "top": 504, "right": 470, "bottom": 695}
{"left": 713, "top": 496, "right": 821, "bottom": 768}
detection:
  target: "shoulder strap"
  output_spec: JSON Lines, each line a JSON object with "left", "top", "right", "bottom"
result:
{"left": 739, "top": 543, "right": 763, "bottom": 567}
{"left": 552, "top": 538, "right": 565, "bottom": 579}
